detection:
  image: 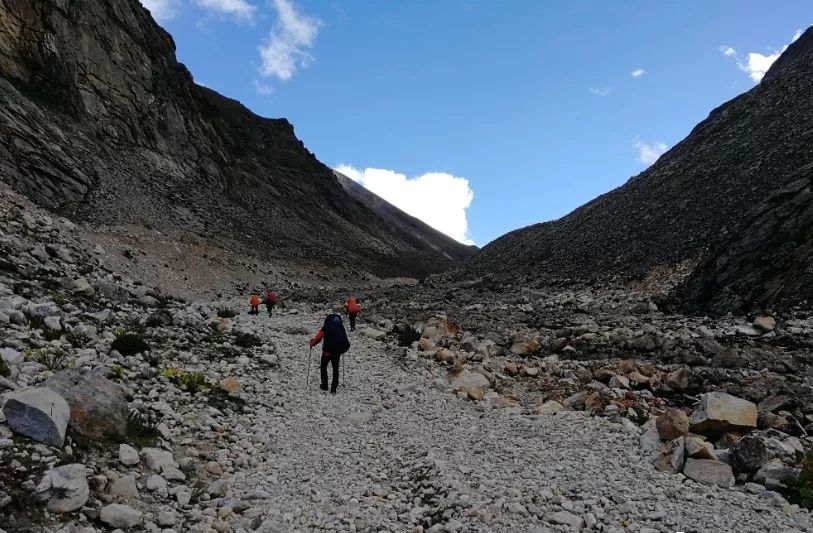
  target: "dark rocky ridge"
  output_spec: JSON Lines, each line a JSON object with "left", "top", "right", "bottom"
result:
{"left": 0, "top": 0, "right": 465, "bottom": 278}
{"left": 460, "top": 26, "right": 813, "bottom": 312}
{"left": 334, "top": 170, "right": 476, "bottom": 262}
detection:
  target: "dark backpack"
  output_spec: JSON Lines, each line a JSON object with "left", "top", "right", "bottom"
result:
{"left": 322, "top": 313, "right": 350, "bottom": 355}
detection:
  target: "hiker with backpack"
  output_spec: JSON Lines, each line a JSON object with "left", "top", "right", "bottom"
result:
{"left": 249, "top": 294, "right": 261, "bottom": 315}
{"left": 345, "top": 296, "right": 361, "bottom": 331}
{"left": 308, "top": 313, "right": 350, "bottom": 393}
{"left": 265, "top": 290, "right": 278, "bottom": 316}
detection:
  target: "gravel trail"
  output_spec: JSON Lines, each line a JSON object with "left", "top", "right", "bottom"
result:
{"left": 211, "top": 310, "right": 812, "bottom": 533}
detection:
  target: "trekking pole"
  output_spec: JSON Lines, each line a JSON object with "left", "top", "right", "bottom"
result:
{"left": 306, "top": 346, "right": 312, "bottom": 388}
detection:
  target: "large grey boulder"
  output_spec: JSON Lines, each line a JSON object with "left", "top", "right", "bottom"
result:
{"left": 43, "top": 369, "right": 128, "bottom": 441}
{"left": 100, "top": 503, "right": 143, "bottom": 529}
{"left": 688, "top": 392, "right": 757, "bottom": 435}
{"left": 0, "top": 347, "right": 23, "bottom": 365}
{"left": 2, "top": 387, "right": 70, "bottom": 446}
{"left": 35, "top": 464, "right": 89, "bottom": 513}
{"left": 683, "top": 458, "right": 735, "bottom": 488}
{"left": 94, "top": 281, "right": 130, "bottom": 303}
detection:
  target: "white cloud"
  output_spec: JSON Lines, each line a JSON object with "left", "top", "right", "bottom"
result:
{"left": 631, "top": 68, "right": 646, "bottom": 78}
{"left": 254, "top": 80, "right": 273, "bottom": 95}
{"left": 721, "top": 28, "right": 806, "bottom": 83}
{"left": 634, "top": 139, "right": 668, "bottom": 165}
{"left": 720, "top": 45, "right": 736, "bottom": 57}
{"left": 257, "top": 0, "right": 320, "bottom": 81}
{"left": 196, "top": 0, "right": 256, "bottom": 21}
{"left": 589, "top": 87, "right": 611, "bottom": 96}
{"left": 140, "top": 0, "right": 181, "bottom": 20}
{"left": 335, "top": 165, "right": 475, "bottom": 245}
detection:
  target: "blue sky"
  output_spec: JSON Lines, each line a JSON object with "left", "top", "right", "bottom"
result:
{"left": 142, "top": 0, "right": 812, "bottom": 245}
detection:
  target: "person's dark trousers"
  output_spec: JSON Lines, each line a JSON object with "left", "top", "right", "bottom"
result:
{"left": 349, "top": 313, "right": 357, "bottom": 331}
{"left": 266, "top": 303, "right": 274, "bottom": 316}
{"left": 250, "top": 306, "right": 258, "bottom": 315}
{"left": 320, "top": 352, "right": 341, "bottom": 392}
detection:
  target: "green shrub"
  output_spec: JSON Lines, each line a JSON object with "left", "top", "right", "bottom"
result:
{"left": 111, "top": 332, "right": 150, "bottom": 356}
{"left": 784, "top": 450, "right": 813, "bottom": 509}
{"left": 234, "top": 332, "right": 261, "bottom": 348}
{"left": 66, "top": 330, "right": 90, "bottom": 348}
{"left": 126, "top": 410, "right": 159, "bottom": 447}
{"left": 0, "top": 357, "right": 9, "bottom": 378}
{"left": 217, "top": 306, "right": 237, "bottom": 319}
{"left": 161, "top": 368, "right": 208, "bottom": 393}
{"left": 26, "top": 349, "right": 68, "bottom": 371}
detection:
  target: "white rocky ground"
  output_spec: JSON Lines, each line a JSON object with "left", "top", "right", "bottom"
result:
{"left": 169, "top": 309, "right": 811, "bottom": 533}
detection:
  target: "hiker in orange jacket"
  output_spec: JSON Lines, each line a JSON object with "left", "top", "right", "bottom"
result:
{"left": 249, "top": 294, "right": 260, "bottom": 315}
{"left": 345, "top": 297, "right": 360, "bottom": 331}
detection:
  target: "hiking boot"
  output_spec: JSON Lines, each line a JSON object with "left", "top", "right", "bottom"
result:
{"left": 330, "top": 389, "right": 337, "bottom": 395}
{"left": 320, "top": 384, "right": 328, "bottom": 391}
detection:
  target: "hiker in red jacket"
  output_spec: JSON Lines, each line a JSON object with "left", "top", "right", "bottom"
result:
{"left": 345, "top": 297, "right": 360, "bottom": 331}
{"left": 265, "top": 290, "right": 278, "bottom": 316}
{"left": 309, "top": 313, "right": 350, "bottom": 393}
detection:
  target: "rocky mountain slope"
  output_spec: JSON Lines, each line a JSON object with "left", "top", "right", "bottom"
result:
{"left": 2, "top": 179, "right": 812, "bottom": 532}
{"left": 0, "top": 0, "right": 465, "bottom": 279}
{"left": 461, "top": 26, "right": 813, "bottom": 313}
{"left": 334, "top": 170, "right": 476, "bottom": 262}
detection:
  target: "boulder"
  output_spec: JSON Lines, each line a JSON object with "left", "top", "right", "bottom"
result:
{"left": 142, "top": 448, "right": 177, "bottom": 472}
{"left": 449, "top": 369, "right": 490, "bottom": 395}
{"left": 360, "top": 327, "right": 387, "bottom": 341}
{"left": 608, "top": 374, "right": 630, "bottom": 389}
{"left": 683, "top": 458, "right": 735, "bottom": 488}
{"left": 434, "top": 348, "right": 457, "bottom": 364}
{"left": 684, "top": 436, "right": 715, "bottom": 459}
{"left": 548, "top": 510, "right": 584, "bottom": 529}
{"left": 509, "top": 337, "right": 540, "bottom": 356}
{"left": 417, "top": 338, "right": 436, "bottom": 352}
{"left": 35, "top": 464, "right": 89, "bottom": 513}
{"left": 730, "top": 435, "right": 769, "bottom": 473}
{"left": 550, "top": 337, "right": 568, "bottom": 353}
{"left": 69, "top": 277, "right": 95, "bottom": 297}
{"left": 754, "top": 459, "right": 801, "bottom": 489}
{"left": 110, "top": 474, "right": 139, "bottom": 500}
{"left": 100, "top": 503, "right": 143, "bottom": 529}
{"left": 753, "top": 315, "right": 776, "bottom": 333}
{"left": 95, "top": 281, "right": 130, "bottom": 303}
{"left": 2, "top": 387, "right": 70, "bottom": 446}
{"left": 656, "top": 408, "right": 689, "bottom": 440}
{"left": 219, "top": 377, "right": 241, "bottom": 393}
{"left": 0, "top": 347, "right": 23, "bottom": 365}
{"left": 688, "top": 392, "right": 757, "bottom": 435}
{"left": 43, "top": 369, "right": 128, "bottom": 441}
{"left": 534, "top": 400, "right": 563, "bottom": 415}
{"left": 119, "top": 444, "right": 140, "bottom": 466}
{"left": 652, "top": 437, "right": 685, "bottom": 473}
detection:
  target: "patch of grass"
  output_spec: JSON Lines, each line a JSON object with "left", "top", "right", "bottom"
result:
{"left": 26, "top": 348, "right": 68, "bottom": 371}
{"left": 0, "top": 356, "right": 9, "bottom": 377}
{"left": 217, "top": 306, "right": 237, "bottom": 319}
{"left": 161, "top": 368, "right": 208, "bottom": 393}
{"left": 110, "top": 365, "right": 126, "bottom": 380}
{"left": 784, "top": 450, "right": 813, "bottom": 509}
{"left": 111, "top": 331, "right": 150, "bottom": 356}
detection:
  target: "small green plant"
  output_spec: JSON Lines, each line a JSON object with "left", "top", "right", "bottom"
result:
{"left": 111, "top": 332, "right": 150, "bottom": 356}
{"left": 110, "top": 365, "right": 126, "bottom": 379}
{"left": 126, "top": 410, "right": 159, "bottom": 447}
{"left": 0, "top": 356, "right": 9, "bottom": 378}
{"left": 161, "top": 368, "right": 209, "bottom": 393}
{"left": 234, "top": 332, "right": 261, "bottom": 348}
{"left": 66, "top": 330, "right": 90, "bottom": 348}
{"left": 784, "top": 450, "right": 813, "bottom": 509}
{"left": 26, "top": 349, "right": 67, "bottom": 371}
{"left": 217, "top": 306, "right": 237, "bottom": 319}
